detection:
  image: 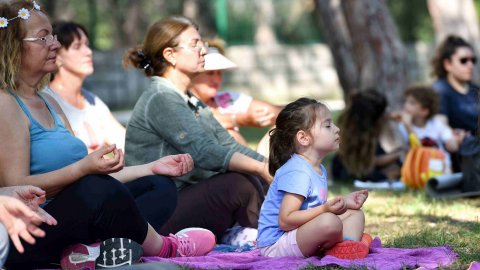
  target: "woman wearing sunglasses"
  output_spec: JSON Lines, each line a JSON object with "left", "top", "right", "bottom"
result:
{"left": 431, "top": 35, "right": 479, "bottom": 137}
{"left": 431, "top": 35, "right": 479, "bottom": 172}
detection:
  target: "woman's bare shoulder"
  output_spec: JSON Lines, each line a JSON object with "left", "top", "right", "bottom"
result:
{"left": 0, "top": 89, "right": 24, "bottom": 114}
{"left": 0, "top": 89, "right": 29, "bottom": 130}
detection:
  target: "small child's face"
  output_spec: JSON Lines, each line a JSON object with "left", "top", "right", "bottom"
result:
{"left": 310, "top": 111, "right": 341, "bottom": 153}
{"left": 403, "top": 96, "right": 427, "bottom": 118}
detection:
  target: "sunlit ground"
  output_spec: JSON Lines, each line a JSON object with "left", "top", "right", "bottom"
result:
{"left": 242, "top": 121, "right": 480, "bottom": 270}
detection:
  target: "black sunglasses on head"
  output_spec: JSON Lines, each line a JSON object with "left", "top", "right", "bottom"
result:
{"left": 459, "top": 56, "right": 477, "bottom": 65}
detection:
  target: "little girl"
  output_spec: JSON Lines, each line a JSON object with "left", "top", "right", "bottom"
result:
{"left": 257, "top": 98, "right": 371, "bottom": 259}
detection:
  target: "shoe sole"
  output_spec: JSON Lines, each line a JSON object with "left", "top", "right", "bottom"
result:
{"left": 95, "top": 238, "right": 143, "bottom": 268}
{"left": 61, "top": 243, "right": 99, "bottom": 270}
{"left": 325, "top": 240, "right": 369, "bottom": 260}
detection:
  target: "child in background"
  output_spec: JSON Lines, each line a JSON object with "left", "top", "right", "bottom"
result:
{"left": 257, "top": 98, "right": 371, "bottom": 259}
{"left": 395, "top": 86, "right": 462, "bottom": 173}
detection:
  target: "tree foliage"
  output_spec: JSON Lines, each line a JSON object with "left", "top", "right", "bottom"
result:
{"left": 387, "top": 0, "right": 434, "bottom": 43}
{"left": 42, "top": 0, "right": 445, "bottom": 50}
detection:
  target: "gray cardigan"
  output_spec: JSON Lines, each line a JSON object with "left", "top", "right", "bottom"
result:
{"left": 125, "top": 76, "right": 264, "bottom": 190}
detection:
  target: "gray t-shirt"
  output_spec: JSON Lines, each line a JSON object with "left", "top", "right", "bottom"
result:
{"left": 125, "top": 76, "right": 264, "bottom": 190}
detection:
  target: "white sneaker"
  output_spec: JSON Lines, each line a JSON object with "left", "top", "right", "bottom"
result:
{"left": 221, "top": 225, "right": 257, "bottom": 246}
{"left": 354, "top": 180, "right": 405, "bottom": 190}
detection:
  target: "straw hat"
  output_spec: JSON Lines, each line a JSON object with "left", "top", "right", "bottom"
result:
{"left": 204, "top": 47, "right": 238, "bottom": 71}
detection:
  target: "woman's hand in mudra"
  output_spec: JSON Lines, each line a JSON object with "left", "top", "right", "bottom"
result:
{"left": 80, "top": 144, "right": 124, "bottom": 175}
{"left": 150, "top": 154, "right": 194, "bottom": 177}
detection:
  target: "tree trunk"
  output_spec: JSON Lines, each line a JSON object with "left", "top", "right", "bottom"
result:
{"left": 314, "top": 0, "right": 407, "bottom": 108}
{"left": 314, "top": 0, "right": 358, "bottom": 98}
{"left": 427, "top": 0, "right": 480, "bottom": 83}
{"left": 341, "top": 0, "right": 377, "bottom": 92}
{"left": 254, "top": 0, "right": 278, "bottom": 47}
{"left": 363, "top": 0, "right": 407, "bottom": 109}
{"left": 122, "top": 1, "right": 146, "bottom": 46}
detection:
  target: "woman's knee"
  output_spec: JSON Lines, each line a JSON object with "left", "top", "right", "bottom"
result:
{"left": 59, "top": 175, "right": 134, "bottom": 211}
{"left": 229, "top": 174, "right": 258, "bottom": 197}
{"left": 131, "top": 175, "right": 177, "bottom": 199}
{"left": 150, "top": 175, "right": 177, "bottom": 200}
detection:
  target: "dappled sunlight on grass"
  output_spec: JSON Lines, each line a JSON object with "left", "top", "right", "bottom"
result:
{"left": 320, "top": 183, "right": 480, "bottom": 269}
{"left": 353, "top": 188, "right": 480, "bottom": 268}
{"left": 242, "top": 110, "right": 478, "bottom": 269}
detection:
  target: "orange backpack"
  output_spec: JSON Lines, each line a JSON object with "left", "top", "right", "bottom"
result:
{"left": 401, "top": 133, "right": 447, "bottom": 189}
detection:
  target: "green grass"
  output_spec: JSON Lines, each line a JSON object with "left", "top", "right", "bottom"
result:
{"left": 240, "top": 118, "right": 480, "bottom": 270}
{"left": 326, "top": 186, "right": 480, "bottom": 269}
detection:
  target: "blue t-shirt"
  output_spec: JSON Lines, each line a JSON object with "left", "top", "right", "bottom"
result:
{"left": 12, "top": 93, "right": 88, "bottom": 175}
{"left": 432, "top": 78, "right": 479, "bottom": 135}
{"left": 257, "top": 154, "right": 328, "bottom": 248}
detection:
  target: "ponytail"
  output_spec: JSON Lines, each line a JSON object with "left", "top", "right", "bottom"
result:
{"left": 268, "top": 98, "right": 328, "bottom": 175}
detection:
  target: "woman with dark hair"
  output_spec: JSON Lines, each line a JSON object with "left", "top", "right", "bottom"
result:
{"left": 123, "top": 16, "right": 272, "bottom": 241}
{"left": 332, "top": 89, "right": 405, "bottom": 185}
{"left": 46, "top": 21, "right": 125, "bottom": 151}
{"left": 431, "top": 35, "right": 479, "bottom": 136}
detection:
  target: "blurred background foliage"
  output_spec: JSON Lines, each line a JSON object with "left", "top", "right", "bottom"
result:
{"left": 387, "top": 0, "right": 434, "bottom": 42}
{"left": 42, "top": 0, "right": 480, "bottom": 108}
{"left": 45, "top": 0, "right": 451, "bottom": 50}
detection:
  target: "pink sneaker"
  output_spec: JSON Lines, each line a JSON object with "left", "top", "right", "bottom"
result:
{"left": 168, "top": 227, "right": 216, "bottom": 257}
{"left": 60, "top": 242, "right": 100, "bottom": 270}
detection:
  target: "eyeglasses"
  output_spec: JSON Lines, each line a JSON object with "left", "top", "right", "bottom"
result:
{"left": 459, "top": 56, "right": 477, "bottom": 65}
{"left": 23, "top": 34, "right": 57, "bottom": 46}
{"left": 175, "top": 40, "right": 208, "bottom": 52}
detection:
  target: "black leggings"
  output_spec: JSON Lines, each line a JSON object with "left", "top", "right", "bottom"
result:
{"left": 6, "top": 174, "right": 177, "bottom": 269}
{"left": 125, "top": 175, "right": 177, "bottom": 229}
{"left": 159, "top": 172, "right": 265, "bottom": 240}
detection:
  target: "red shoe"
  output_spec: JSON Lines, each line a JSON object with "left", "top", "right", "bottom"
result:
{"left": 361, "top": 233, "right": 373, "bottom": 249}
{"left": 325, "top": 240, "right": 368, "bottom": 260}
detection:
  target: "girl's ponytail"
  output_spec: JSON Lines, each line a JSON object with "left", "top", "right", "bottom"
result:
{"left": 268, "top": 98, "right": 328, "bottom": 175}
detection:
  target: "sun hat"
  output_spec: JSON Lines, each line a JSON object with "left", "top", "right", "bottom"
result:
{"left": 204, "top": 47, "right": 238, "bottom": 71}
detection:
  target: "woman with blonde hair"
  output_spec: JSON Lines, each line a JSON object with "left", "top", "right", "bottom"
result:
{"left": 0, "top": 2, "right": 214, "bottom": 268}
